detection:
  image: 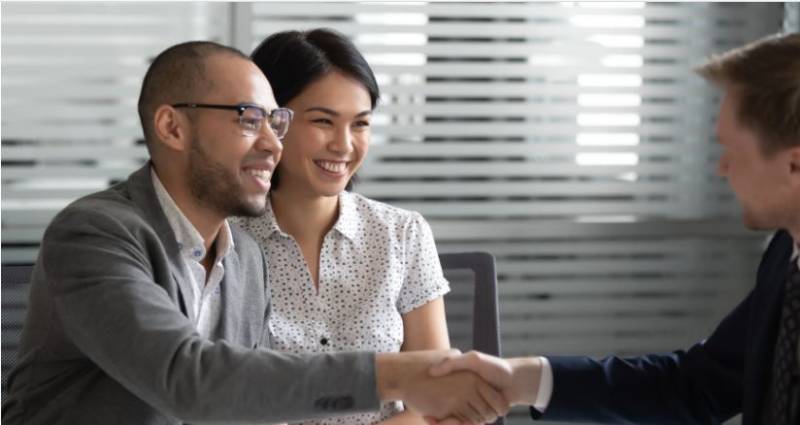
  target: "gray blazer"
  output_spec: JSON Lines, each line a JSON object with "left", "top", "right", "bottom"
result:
{"left": 2, "top": 164, "right": 379, "bottom": 424}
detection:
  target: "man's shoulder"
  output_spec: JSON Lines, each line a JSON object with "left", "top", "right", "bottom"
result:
{"left": 44, "top": 181, "right": 155, "bottom": 243}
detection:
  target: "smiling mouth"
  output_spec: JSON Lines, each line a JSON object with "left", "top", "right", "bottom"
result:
{"left": 314, "top": 160, "right": 348, "bottom": 174}
{"left": 245, "top": 168, "right": 271, "bottom": 185}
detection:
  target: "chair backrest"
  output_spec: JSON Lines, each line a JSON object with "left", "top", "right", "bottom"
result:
{"left": 439, "top": 251, "right": 502, "bottom": 357}
{"left": 1, "top": 264, "right": 34, "bottom": 398}
{"left": 439, "top": 252, "right": 504, "bottom": 425}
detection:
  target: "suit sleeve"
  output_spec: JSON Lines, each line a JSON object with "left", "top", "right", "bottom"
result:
{"left": 535, "top": 289, "right": 749, "bottom": 424}
{"left": 41, "top": 205, "right": 380, "bottom": 423}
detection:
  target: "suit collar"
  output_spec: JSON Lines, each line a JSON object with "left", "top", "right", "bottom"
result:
{"left": 126, "top": 162, "right": 197, "bottom": 323}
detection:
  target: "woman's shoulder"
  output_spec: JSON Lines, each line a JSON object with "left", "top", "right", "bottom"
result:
{"left": 229, "top": 213, "right": 269, "bottom": 231}
{"left": 228, "top": 209, "right": 278, "bottom": 245}
{"left": 344, "top": 191, "right": 425, "bottom": 226}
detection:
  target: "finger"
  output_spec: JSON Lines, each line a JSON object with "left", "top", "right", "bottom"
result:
{"left": 453, "top": 410, "right": 475, "bottom": 425}
{"left": 433, "top": 417, "right": 464, "bottom": 425}
{"left": 477, "top": 380, "right": 510, "bottom": 416}
{"left": 467, "top": 389, "right": 498, "bottom": 424}
{"left": 457, "top": 389, "right": 494, "bottom": 425}
{"left": 456, "top": 404, "right": 482, "bottom": 425}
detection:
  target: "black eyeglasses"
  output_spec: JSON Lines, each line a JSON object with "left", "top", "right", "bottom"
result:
{"left": 171, "top": 103, "right": 294, "bottom": 139}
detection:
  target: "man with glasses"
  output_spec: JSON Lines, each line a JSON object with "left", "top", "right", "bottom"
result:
{"left": 2, "top": 41, "right": 507, "bottom": 425}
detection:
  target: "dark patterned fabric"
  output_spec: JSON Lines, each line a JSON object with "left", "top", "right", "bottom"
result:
{"left": 769, "top": 258, "right": 800, "bottom": 425}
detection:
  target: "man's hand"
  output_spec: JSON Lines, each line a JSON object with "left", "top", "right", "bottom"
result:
{"left": 428, "top": 351, "right": 542, "bottom": 407}
{"left": 376, "top": 351, "right": 510, "bottom": 424}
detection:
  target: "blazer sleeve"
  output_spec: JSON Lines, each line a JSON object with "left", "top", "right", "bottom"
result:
{"left": 535, "top": 231, "right": 798, "bottom": 424}
{"left": 539, "top": 289, "right": 749, "bottom": 424}
{"left": 41, "top": 204, "right": 380, "bottom": 423}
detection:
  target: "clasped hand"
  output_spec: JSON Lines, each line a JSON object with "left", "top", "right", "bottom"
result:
{"left": 412, "top": 351, "right": 542, "bottom": 425}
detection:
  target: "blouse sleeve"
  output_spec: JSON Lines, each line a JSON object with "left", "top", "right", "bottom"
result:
{"left": 396, "top": 212, "right": 451, "bottom": 314}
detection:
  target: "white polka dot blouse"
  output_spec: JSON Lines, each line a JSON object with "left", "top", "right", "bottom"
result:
{"left": 233, "top": 191, "right": 450, "bottom": 425}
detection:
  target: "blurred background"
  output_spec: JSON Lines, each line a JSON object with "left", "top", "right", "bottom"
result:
{"left": 2, "top": 2, "right": 799, "bottom": 424}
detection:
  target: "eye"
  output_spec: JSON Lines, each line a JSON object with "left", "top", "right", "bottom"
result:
{"left": 241, "top": 117, "right": 262, "bottom": 130}
{"left": 311, "top": 118, "right": 333, "bottom": 126}
{"left": 352, "top": 120, "right": 371, "bottom": 131}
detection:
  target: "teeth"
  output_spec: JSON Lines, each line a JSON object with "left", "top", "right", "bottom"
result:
{"left": 316, "top": 160, "right": 347, "bottom": 173}
{"left": 246, "top": 169, "right": 270, "bottom": 182}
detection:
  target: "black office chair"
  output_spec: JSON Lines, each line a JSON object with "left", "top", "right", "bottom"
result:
{"left": 439, "top": 252, "right": 505, "bottom": 425}
{"left": 1, "top": 264, "right": 35, "bottom": 399}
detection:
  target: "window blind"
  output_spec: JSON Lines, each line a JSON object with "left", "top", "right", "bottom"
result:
{"left": 2, "top": 1, "right": 228, "bottom": 263}
{"left": 242, "top": 4, "right": 781, "bottom": 424}
{"left": 1, "top": 3, "right": 785, "bottom": 424}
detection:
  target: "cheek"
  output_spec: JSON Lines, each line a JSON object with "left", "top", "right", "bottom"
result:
{"left": 291, "top": 126, "right": 329, "bottom": 155}
{"left": 353, "top": 133, "right": 370, "bottom": 160}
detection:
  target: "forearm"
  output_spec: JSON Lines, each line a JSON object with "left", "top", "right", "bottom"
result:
{"left": 46, "top": 212, "right": 381, "bottom": 422}
{"left": 377, "top": 410, "right": 428, "bottom": 425}
{"left": 543, "top": 353, "right": 728, "bottom": 424}
{"left": 507, "top": 357, "right": 542, "bottom": 406}
{"left": 376, "top": 352, "right": 416, "bottom": 402}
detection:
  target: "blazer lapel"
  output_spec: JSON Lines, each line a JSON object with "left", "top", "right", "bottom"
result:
{"left": 126, "top": 163, "right": 197, "bottom": 323}
{"left": 213, "top": 250, "right": 242, "bottom": 342}
{"left": 747, "top": 231, "right": 793, "bottom": 422}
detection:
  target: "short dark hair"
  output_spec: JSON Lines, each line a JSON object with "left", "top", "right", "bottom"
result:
{"left": 137, "top": 41, "right": 249, "bottom": 151}
{"left": 696, "top": 32, "right": 800, "bottom": 154}
{"left": 250, "top": 28, "right": 380, "bottom": 191}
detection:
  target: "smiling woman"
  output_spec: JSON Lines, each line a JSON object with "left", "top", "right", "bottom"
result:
{"left": 232, "top": 28, "right": 452, "bottom": 425}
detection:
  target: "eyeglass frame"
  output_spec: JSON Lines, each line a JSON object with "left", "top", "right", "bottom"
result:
{"left": 170, "top": 102, "right": 294, "bottom": 139}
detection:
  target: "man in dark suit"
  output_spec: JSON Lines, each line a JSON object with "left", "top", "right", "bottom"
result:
{"left": 2, "top": 41, "right": 507, "bottom": 425}
{"left": 429, "top": 32, "right": 800, "bottom": 425}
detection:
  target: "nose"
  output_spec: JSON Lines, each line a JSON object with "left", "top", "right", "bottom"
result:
{"left": 253, "top": 123, "right": 283, "bottom": 160}
{"left": 328, "top": 125, "right": 354, "bottom": 154}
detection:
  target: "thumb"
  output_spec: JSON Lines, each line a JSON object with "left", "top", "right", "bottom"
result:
{"left": 429, "top": 353, "right": 470, "bottom": 377}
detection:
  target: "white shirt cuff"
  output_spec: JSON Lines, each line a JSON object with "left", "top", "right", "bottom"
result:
{"left": 533, "top": 356, "right": 553, "bottom": 412}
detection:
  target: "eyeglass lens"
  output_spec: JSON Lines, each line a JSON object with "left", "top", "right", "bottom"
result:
{"left": 268, "top": 109, "right": 292, "bottom": 139}
{"left": 240, "top": 106, "right": 291, "bottom": 139}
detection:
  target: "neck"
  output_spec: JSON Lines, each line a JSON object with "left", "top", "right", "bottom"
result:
{"left": 788, "top": 227, "right": 800, "bottom": 250}
{"left": 153, "top": 164, "right": 224, "bottom": 253}
{"left": 270, "top": 187, "right": 339, "bottom": 240}
{"left": 784, "top": 207, "right": 800, "bottom": 248}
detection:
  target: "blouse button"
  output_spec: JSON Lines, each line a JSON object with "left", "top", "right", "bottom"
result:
{"left": 320, "top": 337, "right": 329, "bottom": 346}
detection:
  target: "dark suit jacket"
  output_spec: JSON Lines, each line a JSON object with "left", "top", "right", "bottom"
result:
{"left": 534, "top": 230, "right": 795, "bottom": 424}
{"left": 2, "top": 164, "right": 379, "bottom": 425}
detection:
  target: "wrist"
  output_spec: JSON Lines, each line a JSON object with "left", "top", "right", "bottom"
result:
{"left": 375, "top": 353, "right": 404, "bottom": 402}
{"left": 508, "top": 357, "right": 541, "bottom": 406}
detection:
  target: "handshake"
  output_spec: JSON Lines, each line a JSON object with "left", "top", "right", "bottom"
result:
{"left": 376, "top": 350, "right": 542, "bottom": 425}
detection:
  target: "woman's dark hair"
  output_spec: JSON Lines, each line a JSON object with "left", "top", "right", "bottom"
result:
{"left": 251, "top": 28, "right": 380, "bottom": 191}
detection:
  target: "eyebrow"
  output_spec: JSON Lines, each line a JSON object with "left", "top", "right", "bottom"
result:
{"left": 304, "top": 106, "right": 371, "bottom": 117}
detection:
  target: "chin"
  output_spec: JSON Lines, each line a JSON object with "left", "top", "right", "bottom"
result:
{"left": 326, "top": 186, "right": 346, "bottom": 195}
{"left": 313, "top": 182, "right": 347, "bottom": 197}
{"left": 232, "top": 199, "right": 268, "bottom": 218}
{"left": 740, "top": 211, "right": 776, "bottom": 232}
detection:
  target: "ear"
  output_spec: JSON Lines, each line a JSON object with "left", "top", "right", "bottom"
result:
{"left": 153, "top": 105, "right": 190, "bottom": 152}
